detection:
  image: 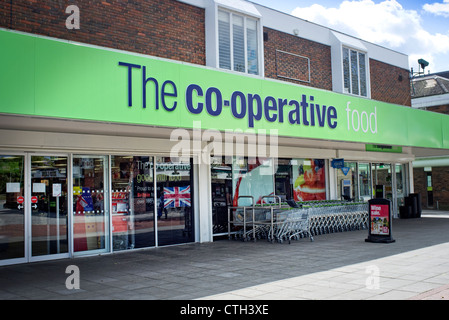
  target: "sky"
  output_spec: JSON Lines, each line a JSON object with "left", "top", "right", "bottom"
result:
{"left": 250, "top": 0, "right": 449, "bottom": 73}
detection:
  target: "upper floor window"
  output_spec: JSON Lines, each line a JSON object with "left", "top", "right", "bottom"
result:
{"left": 343, "top": 47, "right": 367, "bottom": 97}
{"left": 218, "top": 9, "right": 259, "bottom": 75}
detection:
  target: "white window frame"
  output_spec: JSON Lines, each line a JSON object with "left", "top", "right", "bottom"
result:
{"left": 205, "top": 0, "right": 264, "bottom": 77}
{"left": 330, "top": 31, "right": 371, "bottom": 98}
{"left": 217, "top": 8, "right": 259, "bottom": 75}
{"left": 343, "top": 47, "right": 368, "bottom": 97}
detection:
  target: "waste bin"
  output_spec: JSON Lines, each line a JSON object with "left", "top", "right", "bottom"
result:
{"left": 405, "top": 195, "right": 417, "bottom": 218}
{"left": 399, "top": 205, "right": 412, "bottom": 219}
{"left": 409, "top": 193, "right": 422, "bottom": 218}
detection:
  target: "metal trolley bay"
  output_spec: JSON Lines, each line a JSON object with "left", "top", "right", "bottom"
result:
{"left": 228, "top": 196, "right": 369, "bottom": 244}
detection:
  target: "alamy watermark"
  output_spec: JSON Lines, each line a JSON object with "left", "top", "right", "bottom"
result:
{"left": 365, "top": 265, "right": 380, "bottom": 290}
{"left": 65, "top": 265, "right": 80, "bottom": 290}
{"left": 170, "top": 121, "right": 279, "bottom": 170}
{"left": 65, "top": 5, "right": 80, "bottom": 30}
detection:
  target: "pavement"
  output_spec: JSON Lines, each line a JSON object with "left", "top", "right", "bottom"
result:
{"left": 1, "top": 210, "right": 449, "bottom": 302}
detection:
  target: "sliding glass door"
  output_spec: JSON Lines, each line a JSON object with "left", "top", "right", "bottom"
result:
{"left": 72, "top": 155, "right": 109, "bottom": 254}
{"left": 30, "top": 155, "right": 69, "bottom": 259}
{"left": 0, "top": 155, "right": 25, "bottom": 263}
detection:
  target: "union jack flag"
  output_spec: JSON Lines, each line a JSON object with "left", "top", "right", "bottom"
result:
{"left": 163, "top": 186, "right": 191, "bottom": 208}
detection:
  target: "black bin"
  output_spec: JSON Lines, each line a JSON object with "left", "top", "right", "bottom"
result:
{"left": 399, "top": 205, "right": 412, "bottom": 219}
{"left": 409, "top": 193, "right": 422, "bottom": 218}
{"left": 405, "top": 195, "right": 417, "bottom": 218}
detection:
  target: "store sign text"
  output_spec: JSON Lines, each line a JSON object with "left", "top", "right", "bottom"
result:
{"left": 119, "top": 61, "right": 378, "bottom": 134}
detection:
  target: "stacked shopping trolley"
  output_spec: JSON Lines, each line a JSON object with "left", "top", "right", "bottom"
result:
{"left": 228, "top": 197, "right": 368, "bottom": 244}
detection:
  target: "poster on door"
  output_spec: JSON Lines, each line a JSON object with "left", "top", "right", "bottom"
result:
{"left": 292, "top": 159, "right": 326, "bottom": 201}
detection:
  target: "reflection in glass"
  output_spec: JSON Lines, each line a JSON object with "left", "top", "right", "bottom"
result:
{"left": 0, "top": 155, "right": 25, "bottom": 261}
{"left": 395, "top": 164, "right": 407, "bottom": 208}
{"left": 232, "top": 157, "right": 275, "bottom": 207}
{"left": 337, "top": 162, "right": 357, "bottom": 201}
{"left": 359, "top": 163, "right": 372, "bottom": 201}
{"left": 111, "top": 156, "right": 155, "bottom": 251}
{"left": 373, "top": 163, "right": 392, "bottom": 200}
{"left": 31, "top": 156, "right": 68, "bottom": 256}
{"left": 211, "top": 157, "right": 232, "bottom": 235}
{"left": 72, "top": 155, "right": 108, "bottom": 253}
{"left": 275, "top": 159, "right": 293, "bottom": 202}
{"left": 156, "top": 157, "right": 194, "bottom": 246}
{"left": 291, "top": 159, "right": 326, "bottom": 202}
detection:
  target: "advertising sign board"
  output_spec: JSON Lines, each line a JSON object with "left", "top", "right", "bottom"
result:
{"left": 366, "top": 198, "right": 395, "bottom": 243}
{"left": 2, "top": 30, "right": 449, "bottom": 150}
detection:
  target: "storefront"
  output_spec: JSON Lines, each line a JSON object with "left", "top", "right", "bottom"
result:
{"left": 1, "top": 29, "right": 449, "bottom": 265}
{"left": 0, "top": 153, "right": 195, "bottom": 264}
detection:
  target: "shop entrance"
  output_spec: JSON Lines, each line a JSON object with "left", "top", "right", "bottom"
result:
{"left": 371, "top": 163, "right": 408, "bottom": 217}
{"left": 72, "top": 155, "right": 109, "bottom": 255}
{"left": 0, "top": 153, "right": 69, "bottom": 265}
{"left": 211, "top": 158, "right": 232, "bottom": 236}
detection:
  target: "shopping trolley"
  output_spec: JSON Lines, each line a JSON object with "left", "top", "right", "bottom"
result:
{"left": 274, "top": 209, "right": 313, "bottom": 243}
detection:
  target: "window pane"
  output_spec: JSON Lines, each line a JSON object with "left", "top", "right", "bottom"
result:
{"left": 211, "top": 157, "right": 232, "bottom": 235}
{"left": 31, "top": 156, "right": 68, "bottom": 256}
{"left": 0, "top": 155, "right": 25, "bottom": 261}
{"left": 337, "top": 162, "right": 357, "bottom": 201}
{"left": 233, "top": 15, "right": 245, "bottom": 73}
{"left": 359, "top": 163, "right": 371, "bottom": 201}
{"left": 218, "top": 10, "right": 231, "bottom": 70}
{"left": 350, "top": 50, "right": 359, "bottom": 95}
{"left": 73, "top": 155, "right": 108, "bottom": 253}
{"left": 156, "top": 157, "right": 194, "bottom": 246}
{"left": 246, "top": 18, "right": 258, "bottom": 75}
{"left": 111, "top": 156, "right": 155, "bottom": 251}
{"left": 232, "top": 157, "right": 274, "bottom": 206}
{"left": 359, "top": 52, "right": 367, "bottom": 96}
{"left": 293, "top": 159, "right": 326, "bottom": 201}
{"left": 343, "top": 48, "right": 350, "bottom": 94}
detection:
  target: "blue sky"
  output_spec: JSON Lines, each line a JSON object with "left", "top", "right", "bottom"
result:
{"left": 251, "top": 0, "right": 449, "bottom": 73}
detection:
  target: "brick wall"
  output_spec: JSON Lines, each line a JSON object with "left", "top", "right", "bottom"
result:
{"left": 370, "top": 59, "right": 411, "bottom": 106}
{"left": 425, "top": 104, "right": 449, "bottom": 115}
{"left": 414, "top": 167, "right": 449, "bottom": 210}
{"left": 263, "top": 29, "right": 411, "bottom": 106}
{"left": 263, "top": 27, "right": 333, "bottom": 91}
{"left": 433, "top": 166, "right": 449, "bottom": 210}
{"left": 412, "top": 105, "right": 449, "bottom": 210}
{"left": 0, "top": 0, "right": 205, "bottom": 65}
{"left": 1, "top": 1, "right": 412, "bottom": 107}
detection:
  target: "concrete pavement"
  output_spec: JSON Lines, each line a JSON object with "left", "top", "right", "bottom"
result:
{"left": 1, "top": 211, "right": 449, "bottom": 301}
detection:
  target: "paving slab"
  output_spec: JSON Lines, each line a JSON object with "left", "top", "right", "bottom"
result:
{"left": 0, "top": 212, "right": 449, "bottom": 302}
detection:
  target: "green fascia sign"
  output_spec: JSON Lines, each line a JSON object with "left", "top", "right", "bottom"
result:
{"left": 365, "top": 144, "right": 403, "bottom": 153}
{"left": 1, "top": 29, "right": 449, "bottom": 149}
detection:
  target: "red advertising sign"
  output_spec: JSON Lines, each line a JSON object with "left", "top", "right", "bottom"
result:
{"left": 31, "top": 196, "right": 38, "bottom": 203}
{"left": 366, "top": 198, "right": 395, "bottom": 243}
{"left": 370, "top": 204, "right": 390, "bottom": 235}
{"left": 17, "top": 196, "right": 24, "bottom": 204}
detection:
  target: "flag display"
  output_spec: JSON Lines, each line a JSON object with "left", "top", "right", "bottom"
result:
{"left": 163, "top": 186, "right": 191, "bottom": 208}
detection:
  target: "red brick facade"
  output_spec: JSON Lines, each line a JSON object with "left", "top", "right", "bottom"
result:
{"left": 412, "top": 104, "right": 449, "bottom": 210}
{"left": 425, "top": 104, "right": 449, "bottom": 114}
{"left": 414, "top": 167, "right": 449, "bottom": 210}
{"left": 263, "top": 27, "right": 333, "bottom": 91}
{"left": 0, "top": 0, "right": 206, "bottom": 65}
{"left": 370, "top": 59, "right": 411, "bottom": 107}
{"left": 0, "top": 0, "right": 411, "bottom": 107}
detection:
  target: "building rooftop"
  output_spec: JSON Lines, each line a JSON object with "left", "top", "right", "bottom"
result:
{"left": 411, "top": 74, "right": 449, "bottom": 98}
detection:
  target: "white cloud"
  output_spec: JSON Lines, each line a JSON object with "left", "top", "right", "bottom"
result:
{"left": 423, "top": 0, "right": 449, "bottom": 18}
{"left": 291, "top": 0, "right": 449, "bottom": 72}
